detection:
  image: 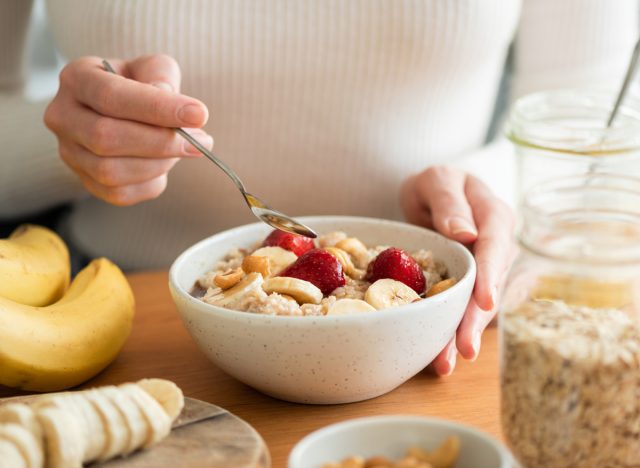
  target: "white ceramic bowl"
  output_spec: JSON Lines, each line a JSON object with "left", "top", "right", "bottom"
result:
{"left": 289, "top": 416, "right": 515, "bottom": 468}
{"left": 169, "top": 216, "right": 475, "bottom": 404}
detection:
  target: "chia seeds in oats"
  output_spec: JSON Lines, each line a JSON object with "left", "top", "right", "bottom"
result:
{"left": 502, "top": 300, "right": 640, "bottom": 467}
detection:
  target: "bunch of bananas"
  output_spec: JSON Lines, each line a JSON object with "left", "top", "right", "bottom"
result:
{"left": 0, "top": 225, "right": 135, "bottom": 392}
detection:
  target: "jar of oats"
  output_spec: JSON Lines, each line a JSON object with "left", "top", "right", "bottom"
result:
{"left": 506, "top": 89, "right": 640, "bottom": 198}
{"left": 500, "top": 174, "right": 640, "bottom": 467}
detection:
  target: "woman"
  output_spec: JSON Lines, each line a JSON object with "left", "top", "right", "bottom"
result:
{"left": 1, "top": 0, "right": 637, "bottom": 375}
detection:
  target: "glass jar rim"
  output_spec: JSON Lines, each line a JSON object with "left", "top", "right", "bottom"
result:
{"left": 520, "top": 174, "right": 640, "bottom": 266}
{"left": 506, "top": 87, "right": 640, "bottom": 156}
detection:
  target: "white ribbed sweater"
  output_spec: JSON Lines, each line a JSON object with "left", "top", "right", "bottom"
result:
{"left": 1, "top": 0, "right": 638, "bottom": 269}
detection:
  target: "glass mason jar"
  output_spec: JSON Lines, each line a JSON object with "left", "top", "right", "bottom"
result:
{"left": 500, "top": 174, "right": 640, "bottom": 467}
{"left": 506, "top": 88, "right": 640, "bottom": 198}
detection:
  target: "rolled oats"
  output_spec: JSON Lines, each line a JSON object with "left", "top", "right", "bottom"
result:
{"left": 502, "top": 300, "right": 640, "bottom": 467}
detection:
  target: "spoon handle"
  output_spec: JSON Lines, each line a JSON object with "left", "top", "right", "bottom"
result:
{"left": 606, "top": 37, "right": 640, "bottom": 128}
{"left": 101, "top": 59, "right": 247, "bottom": 194}
{"left": 174, "top": 127, "right": 247, "bottom": 193}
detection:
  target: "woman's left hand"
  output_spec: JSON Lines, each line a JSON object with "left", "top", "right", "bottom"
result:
{"left": 400, "top": 166, "right": 516, "bottom": 376}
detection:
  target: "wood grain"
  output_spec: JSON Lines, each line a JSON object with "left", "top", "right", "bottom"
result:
{"left": 0, "top": 271, "right": 502, "bottom": 468}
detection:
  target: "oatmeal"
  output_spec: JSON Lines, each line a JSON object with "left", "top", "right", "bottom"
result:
{"left": 193, "top": 230, "right": 454, "bottom": 316}
{"left": 502, "top": 299, "right": 640, "bottom": 467}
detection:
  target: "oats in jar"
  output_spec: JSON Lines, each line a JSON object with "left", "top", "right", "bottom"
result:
{"left": 501, "top": 299, "right": 640, "bottom": 467}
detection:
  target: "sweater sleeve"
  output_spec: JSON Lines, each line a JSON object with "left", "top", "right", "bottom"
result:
{"left": 0, "top": 0, "right": 85, "bottom": 220}
{"left": 453, "top": 0, "right": 639, "bottom": 207}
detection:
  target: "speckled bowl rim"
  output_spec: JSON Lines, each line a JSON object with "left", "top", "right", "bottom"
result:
{"left": 288, "top": 415, "right": 515, "bottom": 468}
{"left": 169, "top": 216, "right": 476, "bottom": 323}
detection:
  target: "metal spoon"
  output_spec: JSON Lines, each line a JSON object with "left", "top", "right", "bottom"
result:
{"left": 101, "top": 59, "right": 317, "bottom": 238}
{"left": 605, "top": 37, "right": 640, "bottom": 130}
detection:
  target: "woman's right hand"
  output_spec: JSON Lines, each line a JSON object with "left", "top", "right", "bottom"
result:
{"left": 44, "top": 55, "right": 213, "bottom": 206}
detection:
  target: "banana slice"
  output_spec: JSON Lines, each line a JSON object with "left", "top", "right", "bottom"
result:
{"left": 85, "top": 390, "right": 129, "bottom": 461}
{"left": 323, "top": 247, "right": 365, "bottom": 280}
{"left": 262, "top": 277, "right": 323, "bottom": 304}
{"left": 250, "top": 247, "right": 298, "bottom": 276}
{"left": 137, "top": 378, "right": 184, "bottom": 422}
{"left": 335, "top": 238, "right": 370, "bottom": 269}
{"left": 33, "top": 395, "right": 88, "bottom": 458}
{"left": 36, "top": 406, "right": 83, "bottom": 468}
{"left": 66, "top": 394, "right": 105, "bottom": 463}
{"left": 326, "top": 298, "right": 377, "bottom": 316}
{"left": 118, "top": 384, "right": 171, "bottom": 448}
{"left": 0, "top": 404, "right": 41, "bottom": 442}
{"left": 208, "top": 272, "right": 264, "bottom": 307}
{"left": 0, "top": 438, "right": 26, "bottom": 468}
{"left": 100, "top": 386, "right": 146, "bottom": 455}
{"left": 0, "top": 423, "right": 42, "bottom": 468}
{"left": 364, "top": 279, "right": 421, "bottom": 310}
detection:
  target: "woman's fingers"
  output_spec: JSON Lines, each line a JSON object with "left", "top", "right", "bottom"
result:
{"left": 400, "top": 175, "right": 434, "bottom": 229}
{"left": 62, "top": 56, "right": 208, "bottom": 128}
{"left": 456, "top": 298, "right": 496, "bottom": 361}
{"left": 56, "top": 99, "right": 213, "bottom": 158}
{"left": 466, "top": 176, "right": 516, "bottom": 311}
{"left": 60, "top": 141, "right": 180, "bottom": 188}
{"left": 412, "top": 167, "right": 478, "bottom": 244}
{"left": 430, "top": 336, "right": 458, "bottom": 376}
{"left": 77, "top": 173, "right": 169, "bottom": 206}
{"left": 128, "top": 54, "right": 182, "bottom": 92}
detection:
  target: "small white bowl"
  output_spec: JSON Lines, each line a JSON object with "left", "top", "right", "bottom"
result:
{"left": 169, "top": 216, "right": 475, "bottom": 404}
{"left": 288, "top": 416, "right": 515, "bottom": 468}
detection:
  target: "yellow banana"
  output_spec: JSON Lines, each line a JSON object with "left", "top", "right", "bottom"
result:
{"left": 0, "top": 225, "right": 70, "bottom": 306}
{"left": 0, "top": 258, "right": 135, "bottom": 392}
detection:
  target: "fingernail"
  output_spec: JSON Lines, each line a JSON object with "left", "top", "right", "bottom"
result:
{"left": 183, "top": 133, "right": 213, "bottom": 155}
{"left": 152, "top": 81, "right": 174, "bottom": 92}
{"left": 470, "top": 331, "right": 481, "bottom": 362}
{"left": 443, "top": 345, "right": 457, "bottom": 376}
{"left": 178, "top": 103, "right": 206, "bottom": 126}
{"left": 490, "top": 285, "right": 499, "bottom": 309}
{"left": 448, "top": 217, "right": 478, "bottom": 237}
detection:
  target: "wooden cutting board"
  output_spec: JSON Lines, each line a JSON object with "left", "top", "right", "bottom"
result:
{"left": 1, "top": 396, "right": 270, "bottom": 468}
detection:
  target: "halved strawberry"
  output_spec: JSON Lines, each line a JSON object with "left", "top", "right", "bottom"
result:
{"left": 365, "top": 247, "right": 426, "bottom": 294}
{"left": 279, "top": 249, "right": 345, "bottom": 295}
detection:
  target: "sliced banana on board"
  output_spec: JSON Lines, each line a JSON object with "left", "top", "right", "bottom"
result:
{"left": 364, "top": 279, "right": 421, "bottom": 310}
{"left": 262, "top": 277, "right": 323, "bottom": 304}
{"left": 36, "top": 406, "right": 83, "bottom": 468}
{"left": 100, "top": 386, "right": 147, "bottom": 455}
{"left": 0, "top": 404, "right": 42, "bottom": 442}
{"left": 250, "top": 247, "right": 298, "bottom": 276}
{"left": 85, "top": 390, "right": 129, "bottom": 461}
{"left": 33, "top": 394, "right": 88, "bottom": 460}
{"left": 66, "top": 394, "right": 106, "bottom": 463}
{"left": 208, "top": 272, "right": 264, "bottom": 307}
{"left": 326, "top": 299, "right": 376, "bottom": 316}
{"left": 118, "top": 384, "right": 171, "bottom": 448}
{"left": 0, "top": 438, "right": 26, "bottom": 468}
{"left": 0, "top": 423, "right": 42, "bottom": 468}
{"left": 137, "top": 379, "right": 184, "bottom": 422}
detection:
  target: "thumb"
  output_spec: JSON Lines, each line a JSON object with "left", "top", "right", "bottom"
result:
{"left": 128, "top": 54, "right": 182, "bottom": 93}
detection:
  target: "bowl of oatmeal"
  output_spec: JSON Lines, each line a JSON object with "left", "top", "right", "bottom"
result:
{"left": 169, "top": 216, "right": 475, "bottom": 404}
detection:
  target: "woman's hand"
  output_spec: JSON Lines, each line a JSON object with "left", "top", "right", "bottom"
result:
{"left": 44, "top": 55, "right": 213, "bottom": 206}
{"left": 401, "top": 166, "right": 516, "bottom": 375}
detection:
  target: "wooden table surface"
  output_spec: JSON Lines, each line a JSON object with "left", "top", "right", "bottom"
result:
{"left": 0, "top": 271, "right": 502, "bottom": 468}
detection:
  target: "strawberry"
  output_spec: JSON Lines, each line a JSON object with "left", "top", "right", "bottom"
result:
{"left": 365, "top": 247, "right": 426, "bottom": 294}
{"left": 279, "top": 249, "right": 345, "bottom": 295}
{"left": 262, "top": 230, "right": 315, "bottom": 257}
